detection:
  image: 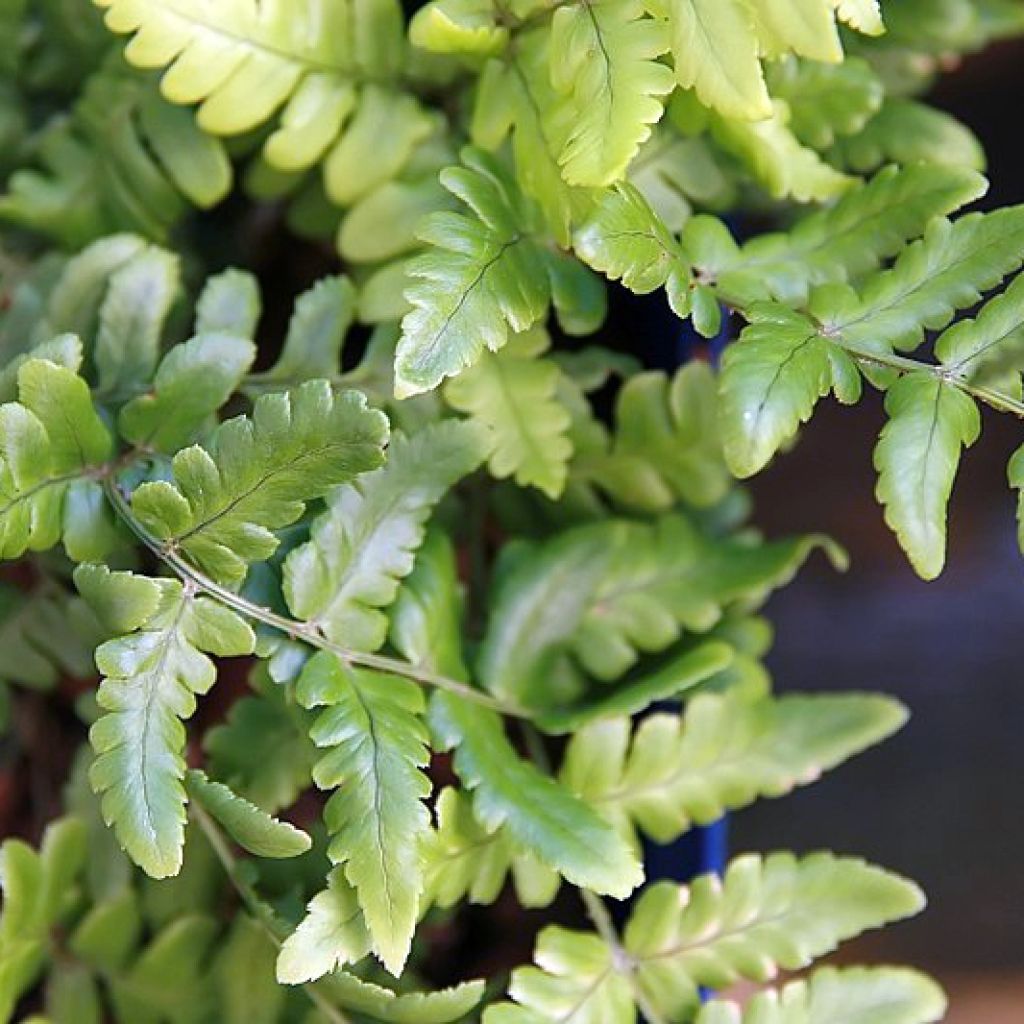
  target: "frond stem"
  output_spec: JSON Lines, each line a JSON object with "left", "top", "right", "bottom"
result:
{"left": 103, "top": 477, "right": 529, "bottom": 720}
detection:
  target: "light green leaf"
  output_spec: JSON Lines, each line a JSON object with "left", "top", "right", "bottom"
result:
{"left": 395, "top": 148, "right": 552, "bottom": 396}
{"left": 195, "top": 268, "right": 262, "bottom": 337}
{"left": 549, "top": 0, "right": 673, "bottom": 186}
{"left": 410, "top": 0, "right": 509, "bottom": 56}
{"left": 277, "top": 868, "right": 372, "bottom": 984}
{"left": 131, "top": 381, "right": 389, "bottom": 587}
{"left": 423, "top": 787, "right": 561, "bottom": 911}
{"left": 0, "top": 359, "right": 114, "bottom": 561}
{"left": 719, "top": 305, "right": 834, "bottom": 477}
{"left": 662, "top": 0, "right": 771, "bottom": 120}
{"left": 296, "top": 653, "right": 431, "bottom": 976}
{"left": 214, "top": 916, "right": 285, "bottom": 1024}
{"left": 119, "top": 333, "right": 257, "bottom": 453}
{"left": 320, "top": 969, "right": 486, "bottom": 1024}
{"left": 429, "top": 693, "right": 644, "bottom": 899}
{"left": 837, "top": 206, "right": 1024, "bottom": 356}
{"left": 748, "top": 0, "right": 842, "bottom": 61}
{"left": 184, "top": 769, "right": 311, "bottom": 859}
{"left": 874, "top": 372, "right": 980, "bottom": 580}
{"left": 831, "top": 0, "right": 883, "bottom": 34}
{"left": 84, "top": 574, "right": 256, "bottom": 877}
{"left": 444, "top": 329, "right": 572, "bottom": 499}
{"left": 625, "top": 852, "right": 925, "bottom": 1019}
{"left": 695, "top": 966, "right": 946, "bottom": 1024}
{"left": 562, "top": 691, "right": 908, "bottom": 844}
{"left": 340, "top": 178, "right": 452, "bottom": 264}
{"left": 284, "top": 419, "right": 487, "bottom": 649}
{"left": 93, "top": 244, "right": 180, "bottom": 398}
{"left": 573, "top": 182, "right": 690, "bottom": 311}
{"left": 1009, "top": 442, "right": 1024, "bottom": 554}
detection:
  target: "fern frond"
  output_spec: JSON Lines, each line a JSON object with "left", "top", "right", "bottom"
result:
{"left": 78, "top": 566, "right": 255, "bottom": 878}
{"left": 129, "top": 381, "right": 389, "bottom": 587}
{"left": 561, "top": 691, "right": 907, "bottom": 844}
{"left": 444, "top": 328, "right": 572, "bottom": 499}
{"left": 874, "top": 373, "right": 980, "bottom": 580}
{"left": 429, "top": 693, "right": 644, "bottom": 899}
{"left": 548, "top": 0, "right": 673, "bottom": 186}
{"left": 0, "top": 357, "right": 115, "bottom": 561}
{"left": 394, "top": 148, "right": 558, "bottom": 396}
{"left": 624, "top": 852, "right": 924, "bottom": 1019}
{"left": 695, "top": 966, "right": 945, "bottom": 1024}
{"left": 295, "top": 653, "right": 431, "bottom": 976}
{"left": 284, "top": 419, "right": 487, "bottom": 650}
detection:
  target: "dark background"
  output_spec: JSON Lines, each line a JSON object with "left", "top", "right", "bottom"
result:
{"left": 734, "top": 39, "right": 1024, "bottom": 1021}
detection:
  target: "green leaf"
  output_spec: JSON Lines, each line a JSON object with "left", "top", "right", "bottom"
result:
{"left": 284, "top": 419, "right": 487, "bottom": 649}
{"left": 256, "top": 276, "right": 357, "bottom": 385}
{"left": 429, "top": 693, "right": 644, "bottom": 899}
{"left": 214, "top": 916, "right": 286, "bottom": 1024}
{"left": 561, "top": 691, "right": 907, "bottom": 844}
{"left": 184, "top": 769, "right": 311, "bottom": 859}
{"left": 295, "top": 652, "right": 432, "bottom": 976}
{"left": 119, "top": 333, "right": 257, "bottom": 453}
{"left": 320, "top": 969, "right": 486, "bottom": 1024}
{"left": 768, "top": 56, "right": 883, "bottom": 150}
{"left": 662, "top": 0, "right": 772, "bottom": 120}
{"left": 573, "top": 182, "right": 690, "bottom": 312}
{"left": 131, "top": 381, "right": 389, "bottom": 587}
{"left": 709, "top": 100, "right": 855, "bottom": 203}
{"left": 444, "top": 328, "right": 572, "bottom": 499}
{"left": 410, "top": 0, "right": 509, "bottom": 57}
{"left": 423, "top": 787, "right": 560, "bottom": 911}
{"left": 874, "top": 372, "right": 980, "bottom": 580}
{"left": 0, "top": 358, "right": 114, "bottom": 561}
{"left": 204, "top": 667, "right": 317, "bottom": 814}
{"left": 695, "top": 966, "right": 946, "bottom": 1024}
{"left": 1009, "top": 442, "right": 1024, "bottom": 554}
{"left": 725, "top": 163, "right": 987, "bottom": 306}
{"left": 625, "top": 852, "right": 925, "bottom": 1019}
{"left": 830, "top": 99, "right": 985, "bottom": 174}
{"left": 93, "top": 243, "right": 180, "bottom": 398}
{"left": 746, "top": 0, "right": 842, "bottom": 62}
{"left": 484, "top": 927, "right": 633, "bottom": 1024}
{"left": 935, "top": 271, "right": 1024, "bottom": 384}
{"left": 837, "top": 206, "right": 1024, "bottom": 356}
{"left": 277, "top": 868, "right": 372, "bottom": 984}
{"left": 548, "top": 0, "right": 673, "bottom": 186}
{"left": 832, "top": 0, "right": 883, "bottom": 35}
{"left": 395, "top": 148, "right": 553, "bottom": 396}
{"left": 719, "top": 306, "right": 836, "bottom": 478}
{"left": 195, "top": 268, "right": 262, "bottom": 338}
{"left": 83, "top": 573, "right": 256, "bottom": 877}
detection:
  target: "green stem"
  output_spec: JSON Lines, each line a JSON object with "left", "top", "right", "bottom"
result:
{"left": 102, "top": 477, "right": 528, "bottom": 720}
{"left": 190, "top": 803, "right": 352, "bottom": 1024}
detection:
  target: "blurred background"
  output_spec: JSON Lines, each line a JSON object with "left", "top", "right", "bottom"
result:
{"left": 737, "top": 37, "right": 1024, "bottom": 1023}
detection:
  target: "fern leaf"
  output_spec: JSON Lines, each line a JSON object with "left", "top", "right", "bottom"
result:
{"left": 195, "top": 268, "right": 262, "bottom": 338}
{"left": 661, "top": 0, "right": 772, "bottom": 120}
{"left": 277, "top": 868, "right": 372, "bottom": 984}
{"left": 718, "top": 306, "right": 835, "bottom": 478}
{"left": 829, "top": 99, "right": 985, "bottom": 174}
{"left": 80, "top": 569, "right": 256, "bottom": 878}
{"left": 709, "top": 100, "right": 854, "bottom": 203}
{"left": 444, "top": 329, "right": 572, "bottom": 499}
{"left": 724, "top": 164, "right": 986, "bottom": 305}
{"left": 484, "top": 927, "right": 633, "bottom": 1024}
{"left": 0, "top": 358, "right": 115, "bottom": 561}
{"left": 478, "top": 512, "right": 835, "bottom": 706}
{"left": 395, "top": 148, "right": 554, "bottom": 396}
{"left": 768, "top": 57, "right": 883, "bottom": 149}
{"left": 874, "top": 373, "right": 980, "bottom": 580}
{"left": 696, "top": 966, "right": 946, "bottom": 1024}
{"left": 295, "top": 652, "right": 431, "bottom": 976}
{"left": 429, "top": 693, "right": 644, "bottom": 899}
{"left": 837, "top": 206, "right": 1024, "bottom": 355}
{"left": 625, "top": 853, "right": 925, "bottom": 1019}
{"left": 119, "top": 333, "right": 256, "bottom": 453}
{"left": 410, "top": 0, "right": 510, "bottom": 57}
{"left": 130, "top": 381, "right": 389, "bottom": 587}
{"left": 184, "top": 770, "right": 311, "bottom": 859}
{"left": 561, "top": 692, "right": 907, "bottom": 844}
{"left": 935, "top": 271, "right": 1024, "bottom": 384}
{"left": 748, "top": 0, "right": 842, "bottom": 62}
{"left": 423, "top": 787, "right": 560, "bottom": 910}
{"left": 321, "top": 966, "right": 486, "bottom": 1023}
{"left": 549, "top": 0, "right": 673, "bottom": 186}
{"left": 573, "top": 182, "right": 691, "bottom": 314}
{"left": 284, "top": 419, "right": 487, "bottom": 650}
{"left": 831, "top": 0, "right": 884, "bottom": 35}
